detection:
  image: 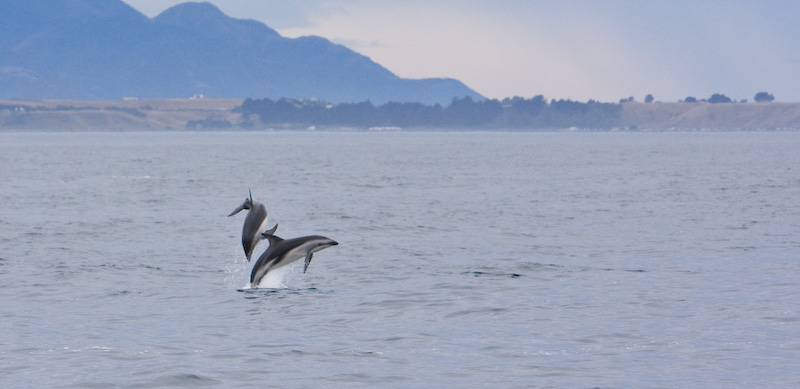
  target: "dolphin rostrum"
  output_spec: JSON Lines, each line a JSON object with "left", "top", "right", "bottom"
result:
{"left": 250, "top": 233, "right": 338, "bottom": 288}
{"left": 228, "top": 190, "right": 277, "bottom": 261}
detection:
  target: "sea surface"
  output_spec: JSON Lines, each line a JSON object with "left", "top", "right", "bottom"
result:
{"left": 1, "top": 130, "right": 799, "bottom": 388}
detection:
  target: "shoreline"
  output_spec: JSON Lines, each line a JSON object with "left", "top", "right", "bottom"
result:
{"left": 2, "top": 99, "right": 800, "bottom": 131}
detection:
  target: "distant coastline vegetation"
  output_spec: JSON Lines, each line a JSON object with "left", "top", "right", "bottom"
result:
{"left": 237, "top": 91, "right": 779, "bottom": 130}
{"left": 1, "top": 91, "right": 794, "bottom": 131}
{"left": 238, "top": 95, "right": 621, "bottom": 129}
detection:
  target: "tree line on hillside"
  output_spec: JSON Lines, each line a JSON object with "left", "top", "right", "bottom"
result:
{"left": 626, "top": 91, "right": 776, "bottom": 104}
{"left": 237, "top": 96, "right": 622, "bottom": 129}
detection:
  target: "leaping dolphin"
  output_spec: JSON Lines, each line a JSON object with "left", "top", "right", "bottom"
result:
{"left": 228, "top": 190, "right": 277, "bottom": 261}
{"left": 250, "top": 233, "right": 338, "bottom": 288}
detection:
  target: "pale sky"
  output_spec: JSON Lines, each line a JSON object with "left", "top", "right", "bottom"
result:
{"left": 122, "top": 0, "right": 800, "bottom": 102}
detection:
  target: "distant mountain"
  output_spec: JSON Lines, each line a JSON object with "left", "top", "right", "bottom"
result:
{"left": 0, "top": 0, "right": 483, "bottom": 104}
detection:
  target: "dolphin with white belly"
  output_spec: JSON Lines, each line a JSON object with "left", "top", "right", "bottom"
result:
{"left": 228, "top": 190, "right": 276, "bottom": 261}
{"left": 250, "top": 233, "right": 338, "bottom": 288}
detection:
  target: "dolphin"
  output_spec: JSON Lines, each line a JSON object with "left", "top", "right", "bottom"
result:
{"left": 250, "top": 233, "right": 338, "bottom": 288}
{"left": 228, "top": 190, "right": 276, "bottom": 261}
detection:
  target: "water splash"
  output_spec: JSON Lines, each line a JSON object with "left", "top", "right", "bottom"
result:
{"left": 253, "top": 265, "right": 293, "bottom": 289}
{"left": 229, "top": 258, "right": 296, "bottom": 290}
{"left": 223, "top": 249, "right": 249, "bottom": 289}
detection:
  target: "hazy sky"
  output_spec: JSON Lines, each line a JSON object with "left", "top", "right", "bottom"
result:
{"left": 122, "top": 0, "right": 800, "bottom": 102}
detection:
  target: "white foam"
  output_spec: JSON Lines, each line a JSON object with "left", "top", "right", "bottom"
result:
{"left": 225, "top": 245, "right": 297, "bottom": 290}
{"left": 254, "top": 265, "right": 292, "bottom": 289}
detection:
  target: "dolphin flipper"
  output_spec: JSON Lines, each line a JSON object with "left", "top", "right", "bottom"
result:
{"left": 227, "top": 199, "right": 250, "bottom": 216}
{"left": 304, "top": 252, "right": 314, "bottom": 273}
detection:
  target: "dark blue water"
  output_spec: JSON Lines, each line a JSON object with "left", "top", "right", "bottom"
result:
{"left": 1, "top": 131, "right": 799, "bottom": 388}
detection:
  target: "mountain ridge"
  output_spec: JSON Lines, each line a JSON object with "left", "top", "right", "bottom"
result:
{"left": 0, "top": 1, "right": 482, "bottom": 104}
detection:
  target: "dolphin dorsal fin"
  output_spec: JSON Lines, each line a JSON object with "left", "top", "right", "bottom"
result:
{"left": 261, "top": 233, "right": 283, "bottom": 246}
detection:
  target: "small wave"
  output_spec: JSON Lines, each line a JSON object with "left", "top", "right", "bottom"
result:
{"left": 464, "top": 271, "right": 522, "bottom": 278}
{"left": 111, "top": 175, "right": 151, "bottom": 180}
{"left": 321, "top": 373, "right": 409, "bottom": 384}
{"left": 237, "top": 287, "right": 320, "bottom": 296}
{"left": 141, "top": 373, "right": 220, "bottom": 387}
